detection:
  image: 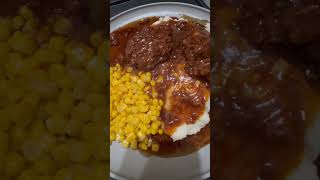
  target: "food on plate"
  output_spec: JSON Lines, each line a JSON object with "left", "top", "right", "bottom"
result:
{"left": 0, "top": 5, "right": 107, "bottom": 179}
{"left": 110, "top": 16, "right": 210, "bottom": 155}
{"left": 110, "top": 64, "right": 163, "bottom": 151}
{"left": 213, "top": 1, "right": 320, "bottom": 179}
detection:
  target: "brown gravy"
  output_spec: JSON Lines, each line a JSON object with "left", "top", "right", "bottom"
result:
{"left": 213, "top": 2, "right": 320, "bottom": 180}
{"left": 110, "top": 17, "right": 210, "bottom": 155}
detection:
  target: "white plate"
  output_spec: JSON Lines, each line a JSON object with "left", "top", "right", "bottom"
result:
{"left": 110, "top": 2, "right": 210, "bottom": 180}
{"left": 203, "top": 0, "right": 210, "bottom": 8}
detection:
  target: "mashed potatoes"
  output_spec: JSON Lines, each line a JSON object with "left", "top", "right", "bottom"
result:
{"left": 171, "top": 97, "right": 210, "bottom": 141}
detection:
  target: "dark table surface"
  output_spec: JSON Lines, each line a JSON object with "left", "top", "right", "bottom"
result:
{"left": 109, "top": 0, "right": 210, "bottom": 179}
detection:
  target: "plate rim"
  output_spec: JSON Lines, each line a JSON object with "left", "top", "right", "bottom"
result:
{"left": 110, "top": 2, "right": 210, "bottom": 180}
{"left": 110, "top": 2, "right": 210, "bottom": 21}
{"left": 110, "top": 144, "right": 211, "bottom": 180}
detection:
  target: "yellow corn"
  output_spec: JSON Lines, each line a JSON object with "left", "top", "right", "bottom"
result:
{"left": 0, "top": 5, "right": 108, "bottom": 178}
{"left": 48, "top": 36, "right": 65, "bottom": 52}
{"left": 0, "top": 131, "right": 8, "bottom": 161}
{"left": 51, "top": 144, "right": 69, "bottom": 167}
{"left": 69, "top": 141, "right": 91, "bottom": 163}
{"left": 46, "top": 114, "right": 66, "bottom": 135}
{"left": 110, "top": 64, "right": 163, "bottom": 151}
{"left": 54, "top": 168, "right": 73, "bottom": 180}
{"left": 12, "top": 16, "right": 24, "bottom": 30}
{"left": 0, "top": 109, "right": 10, "bottom": 131}
{"left": 19, "top": 6, "right": 33, "bottom": 20}
{"left": 32, "top": 157, "right": 56, "bottom": 175}
{"left": 8, "top": 31, "right": 36, "bottom": 55}
{"left": 151, "top": 143, "right": 160, "bottom": 152}
{"left": 0, "top": 18, "right": 11, "bottom": 41}
{"left": 138, "top": 143, "right": 148, "bottom": 150}
{"left": 17, "top": 169, "right": 36, "bottom": 180}
{"left": 90, "top": 31, "right": 104, "bottom": 47}
{"left": 5, "top": 152, "right": 25, "bottom": 177}
{"left": 23, "top": 18, "right": 37, "bottom": 33}
{"left": 53, "top": 17, "right": 72, "bottom": 35}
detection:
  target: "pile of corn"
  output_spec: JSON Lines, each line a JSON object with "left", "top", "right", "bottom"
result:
{"left": 110, "top": 64, "right": 163, "bottom": 152}
{"left": 0, "top": 6, "right": 108, "bottom": 179}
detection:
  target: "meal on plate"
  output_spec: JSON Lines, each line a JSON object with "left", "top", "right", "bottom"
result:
{"left": 110, "top": 16, "right": 210, "bottom": 155}
{"left": 213, "top": 0, "right": 320, "bottom": 179}
{"left": 0, "top": 4, "right": 107, "bottom": 179}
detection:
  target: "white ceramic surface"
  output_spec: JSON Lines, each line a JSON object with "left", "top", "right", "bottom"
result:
{"left": 203, "top": 0, "right": 210, "bottom": 8}
{"left": 110, "top": 2, "right": 210, "bottom": 180}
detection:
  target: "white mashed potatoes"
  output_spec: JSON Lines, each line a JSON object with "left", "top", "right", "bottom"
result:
{"left": 152, "top": 15, "right": 210, "bottom": 33}
{"left": 171, "top": 97, "right": 210, "bottom": 141}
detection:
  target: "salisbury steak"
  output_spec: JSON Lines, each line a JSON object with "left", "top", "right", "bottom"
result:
{"left": 125, "top": 20, "right": 210, "bottom": 78}
{"left": 183, "top": 29, "right": 210, "bottom": 77}
{"left": 125, "top": 22, "right": 173, "bottom": 70}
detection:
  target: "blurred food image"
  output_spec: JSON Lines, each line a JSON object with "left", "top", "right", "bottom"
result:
{"left": 213, "top": 0, "right": 320, "bottom": 179}
{"left": 0, "top": 2, "right": 108, "bottom": 179}
{"left": 110, "top": 16, "right": 210, "bottom": 156}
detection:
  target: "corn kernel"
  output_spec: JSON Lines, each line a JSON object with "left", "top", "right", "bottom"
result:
{"left": 33, "top": 158, "right": 56, "bottom": 175}
{"left": 151, "top": 129, "right": 158, "bottom": 135}
{"left": 69, "top": 141, "right": 91, "bottom": 163}
{"left": 54, "top": 168, "right": 73, "bottom": 180}
{"left": 0, "top": 42, "right": 10, "bottom": 57}
{"left": 18, "top": 169, "right": 36, "bottom": 180}
{"left": 65, "top": 118, "right": 82, "bottom": 137}
{"left": 0, "top": 131, "right": 8, "bottom": 161}
{"left": 150, "top": 80, "right": 156, "bottom": 86}
{"left": 37, "top": 26, "right": 51, "bottom": 44}
{"left": 8, "top": 31, "right": 36, "bottom": 55}
{"left": 138, "top": 143, "right": 148, "bottom": 150}
{"left": 51, "top": 144, "right": 69, "bottom": 166}
{"left": 57, "top": 89, "right": 74, "bottom": 115}
{"left": 89, "top": 31, "right": 104, "bottom": 47}
{"left": 53, "top": 17, "right": 72, "bottom": 35}
{"left": 65, "top": 42, "right": 94, "bottom": 67}
{"left": 10, "top": 126, "right": 26, "bottom": 152}
{"left": 34, "top": 48, "right": 64, "bottom": 64}
{"left": 0, "top": 18, "right": 11, "bottom": 41}
{"left": 71, "top": 102, "right": 92, "bottom": 123}
{"left": 137, "top": 131, "right": 146, "bottom": 141}
{"left": 151, "top": 122, "right": 159, "bottom": 129}
{"left": 0, "top": 109, "right": 10, "bottom": 131}
{"left": 5, "top": 152, "right": 25, "bottom": 177}
{"left": 86, "top": 93, "right": 105, "bottom": 107}
{"left": 23, "top": 18, "right": 38, "bottom": 33}
{"left": 156, "top": 76, "right": 164, "bottom": 82}
{"left": 46, "top": 114, "right": 66, "bottom": 135}
{"left": 19, "top": 6, "right": 33, "bottom": 20}
{"left": 98, "top": 40, "right": 108, "bottom": 59}
{"left": 12, "top": 16, "right": 24, "bottom": 29}
{"left": 130, "top": 141, "right": 137, "bottom": 149}
{"left": 38, "top": 176, "right": 53, "bottom": 180}
{"left": 151, "top": 143, "right": 160, "bottom": 152}
{"left": 48, "top": 36, "right": 65, "bottom": 52}
{"left": 122, "top": 140, "right": 129, "bottom": 148}
{"left": 90, "top": 139, "right": 107, "bottom": 161}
